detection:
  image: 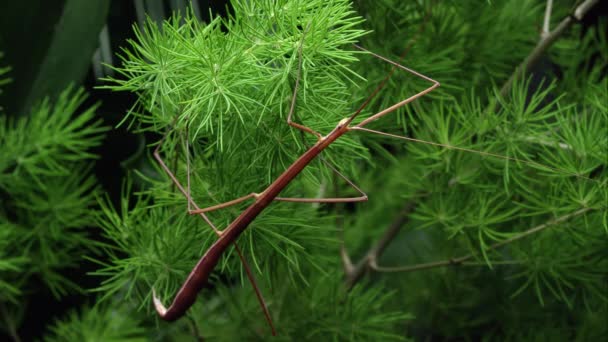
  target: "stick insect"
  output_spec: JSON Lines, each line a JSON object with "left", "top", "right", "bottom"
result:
{"left": 146, "top": 8, "right": 604, "bottom": 337}
{"left": 149, "top": 21, "right": 440, "bottom": 331}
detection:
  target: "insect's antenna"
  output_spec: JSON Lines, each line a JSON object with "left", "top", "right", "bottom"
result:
{"left": 353, "top": 126, "right": 602, "bottom": 185}
{"left": 352, "top": 48, "right": 440, "bottom": 129}
{"left": 288, "top": 20, "right": 323, "bottom": 144}
{"left": 345, "top": 7, "right": 433, "bottom": 127}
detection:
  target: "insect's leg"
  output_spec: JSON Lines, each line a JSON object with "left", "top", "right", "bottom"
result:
{"left": 273, "top": 157, "right": 368, "bottom": 203}
{"left": 180, "top": 122, "right": 270, "bottom": 215}
{"left": 350, "top": 126, "right": 591, "bottom": 180}
{"left": 350, "top": 45, "right": 440, "bottom": 129}
{"left": 154, "top": 133, "right": 220, "bottom": 235}
{"left": 178, "top": 127, "right": 261, "bottom": 216}
{"left": 188, "top": 193, "right": 260, "bottom": 214}
{"left": 153, "top": 126, "right": 276, "bottom": 335}
{"left": 286, "top": 22, "right": 322, "bottom": 140}
{"left": 182, "top": 125, "right": 193, "bottom": 212}
{"left": 171, "top": 143, "right": 179, "bottom": 194}
{"left": 347, "top": 47, "right": 598, "bottom": 182}
{"left": 189, "top": 167, "right": 367, "bottom": 214}
{"left": 187, "top": 155, "right": 368, "bottom": 214}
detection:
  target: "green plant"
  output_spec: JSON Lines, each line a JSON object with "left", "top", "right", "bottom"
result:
{"left": 44, "top": 302, "right": 147, "bottom": 342}
{"left": 0, "top": 84, "right": 107, "bottom": 338}
{"left": 90, "top": 0, "right": 606, "bottom": 340}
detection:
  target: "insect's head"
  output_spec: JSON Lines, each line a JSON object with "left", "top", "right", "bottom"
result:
{"left": 324, "top": 117, "right": 351, "bottom": 140}
{"left": 336, "top": 117, "right": 350, "bottom": 130}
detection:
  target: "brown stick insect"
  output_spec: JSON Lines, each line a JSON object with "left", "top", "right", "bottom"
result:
{"left": 148, "top": 20, "right": 441, "bottom": 332}
{"left": 145, "top": 7, "right": 604, "bottom": 337}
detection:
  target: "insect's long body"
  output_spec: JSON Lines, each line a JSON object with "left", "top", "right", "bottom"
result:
{"left": 155, "top": 120, "right": 351, "bottom": 321}
{"left": 152, "top": 26, "right": 439, "bottom": 328}
{"left": 152, "top": 38, "right": 440, "bottom": 325}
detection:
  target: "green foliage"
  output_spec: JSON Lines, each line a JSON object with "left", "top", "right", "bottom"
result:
{"left": 177, "top": 273, "right": 410, "bottom": 341}
{"left": 0, "top": 53, "right": 10, "bottom": 92}
{"left": 105, "top": 0, "right": 366, "bottom": 148}
{"left": 298, "top": 278, "right": 411, "bottom": 341}
{"left": 44, "top": 302, "right": 147, "bottom": 342}
{"left": 0, "top": 221, "right": 28, "bottom": 305}
{"left": 0, "top": 85, "right": 106, "bottom": 333}
{"left": 97, "top": 0, "right": 606, "bottom": 340}
{"left": 1, "top": 87, "right": 106, "bottom": 193}
{"left": 342, "top": 1, "right": 608, "bottom": 339}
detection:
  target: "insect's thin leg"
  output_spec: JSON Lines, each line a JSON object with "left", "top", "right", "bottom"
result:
{"left": 350, "top": 45, "right": 440, "bottom": 129}
{"left": 188, "top": 193, "right": 259, "bottom": 214}
{"left": 286, "top": 22, "right": 322, "bottom": 140}
{"left": 171, "top": 144, "right": 179, "bottom": 194}
{"left": 190, "top": 181, "right": 366, "bottom": 214}
{"left": 340, "top": 7, "right": 433, "bottom": 128}
{"left": 273, "top": 156, "right": 367, "bottom": 203}
{"left": 152, "top": 127, "right": 276, "bottom": 335}
{"left": 154, "top": 139, "right": 222, "bottom": 235}
{"left": 349, "top": 126, "right": 597, "bottom": 183}
{"left": 189, "top": 176, "right": 366, "bottom": 214}
{"left": 350, "top": 126, "right": 527, "bottom": 159}
{"left": 183, "top": 126, "right": 192, "bottom": 212}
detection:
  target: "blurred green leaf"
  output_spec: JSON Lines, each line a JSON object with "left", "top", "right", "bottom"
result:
{"left": 0, "top": 0, "right": 110, "bottom": 114}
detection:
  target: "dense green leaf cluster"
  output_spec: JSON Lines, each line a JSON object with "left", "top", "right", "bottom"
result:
{"left": 44, "top": 302, "right": 147, "bottom": 342}
{"left": 93, "top": 0, "right": 606, "bottom": 340}
{"left": 0, "top": 85, "right": 106, "bottom": 333}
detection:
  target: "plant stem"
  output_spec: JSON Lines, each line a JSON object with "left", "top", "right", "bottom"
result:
{"left": 370, "top": 207, "right": 593, "bottom": 273}
{"left": 345, "top": 201, "right": 416, "bottom": 288}
{"left": 541, "top": 0, "right": 553, "bottom": 39}
{"left": 498, "top": 0, "right": 599, "bottom": 98}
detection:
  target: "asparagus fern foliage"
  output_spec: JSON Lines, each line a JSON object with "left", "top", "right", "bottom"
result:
{"left": 0, "top": 83, "right": 107, "bottom": 337}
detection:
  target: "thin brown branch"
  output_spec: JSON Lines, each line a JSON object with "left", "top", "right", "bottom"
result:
{"left": 541, "top": 0, "right": 554, "bottom": 39}
{"left": 499, "top": 0, "right": 599, "bottom": 98}
{"left": 478, "top": 207, "right": 593, "bottom": 252}
{"left": 370, "top": 207, "right": 593, "bottom": 273}
{"left": 345, "top": 201, "right": 416, "bottom": 289}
